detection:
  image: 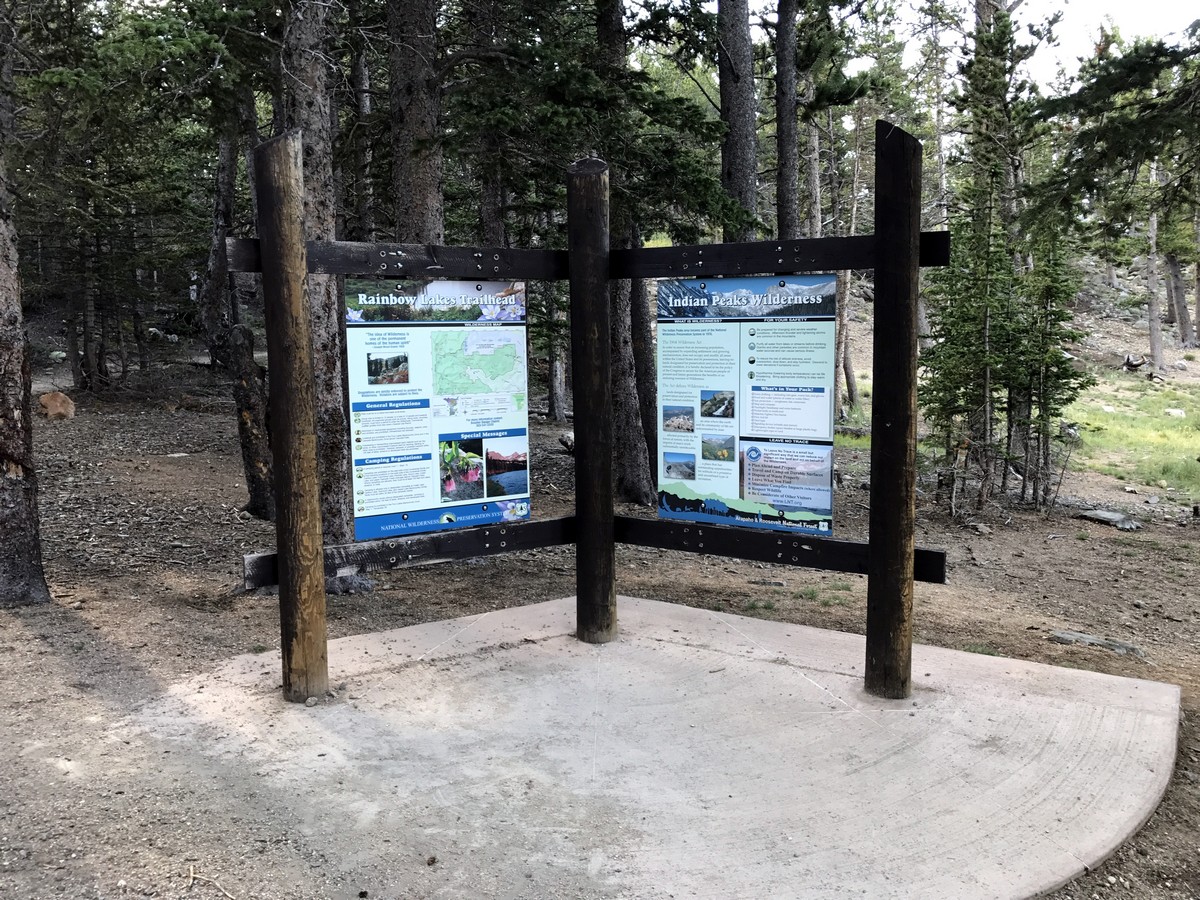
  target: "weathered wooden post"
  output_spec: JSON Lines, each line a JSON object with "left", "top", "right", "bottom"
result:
{"left": 567, "top": 158, "right": 617, "bottom": 643}
{"left": 865, "top": 121, "right": 922, "bottom": 699}
{"left": 252, "top": 131, "right": 329, "bottom": 701}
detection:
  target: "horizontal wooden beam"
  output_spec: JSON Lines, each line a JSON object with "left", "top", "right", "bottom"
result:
{"left": 614, "top": 516, "right": 947, "bottom": 584}
{"left": 227, "top": 238, "right": 570, "bottom": 280}
{"left": 243, "top": 516, "right": 577, "bottom": 589}
{"left": 243, "top": 512, "right": 946, "bottom": 588}
{"left": 227, "top": 232, "right": 950, "bottom": 280}
{"left": 611, "top": 231, "right": 950, "bottom": 278}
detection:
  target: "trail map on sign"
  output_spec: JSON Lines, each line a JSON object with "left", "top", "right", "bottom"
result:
{"left": 432, "top": 331, "right": 527, "bottom": 396}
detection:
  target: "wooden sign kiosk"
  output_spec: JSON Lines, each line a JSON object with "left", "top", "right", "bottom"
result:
{"left": 229, "top": 121, "right": 948, "bottom": 704}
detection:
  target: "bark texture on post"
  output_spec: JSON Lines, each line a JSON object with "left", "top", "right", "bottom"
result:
{"left": 865, "top": 121, "right": 922, "bottom": 700}
{"left": 253, "top": 131, "right": 328, "bottom": 702}
{"left": 567, "top": 158, "right": 616, "bottom": 644}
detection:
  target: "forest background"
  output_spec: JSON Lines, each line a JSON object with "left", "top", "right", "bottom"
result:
{"left": 1, "top": 0, "right": 1199, "bottom": 607}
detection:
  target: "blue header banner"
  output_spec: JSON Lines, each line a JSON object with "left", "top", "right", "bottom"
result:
{"left": 438, "top": 427, "right": 528, "bottom": 443}
{"left": 353, "top": 499, "right": 531, "bottom": 540}
{"left": 657, "top": 275, "right": 836, "bottom": 320}
{"left": 354, "top": 453, "right": 432, "bottom": 467}
{"left": 351, "top": 398, "right": 431, "bottom": 412}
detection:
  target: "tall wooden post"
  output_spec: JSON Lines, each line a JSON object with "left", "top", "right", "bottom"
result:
{"left": 253, "top": 131, "right": 329, "bottom": 701}
{"left": 567, "top": 158, "right": 617, "bottom": 643}
{"left": 865, "top": 121, "right": 922, "bottom": 699}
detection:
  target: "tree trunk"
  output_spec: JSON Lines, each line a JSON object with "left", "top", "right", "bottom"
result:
{"left": 347, "top": 0, "right": 374, "bottom": 242}
{"left": 631, "top": 271, "right": 657, "bottom": 479}
{"left": 975, "top": 303, "right": 995, "bottom": 509}
{"left": 78, "top": 221, "right": 96, "bottom": 389}
{"left": 775, "top": 0, "right": 799, "bottom": 239}
{"left": 843, "top": 332, "right": 859, "bottom": 409}
{"left": 608, "top": 274, "right": 655, "bottom": 505}
{"left": 1146, "top": 163, "right": 1164, "bottom": 370}
{"left": 931, "top": 13, "right": 949, "bottom": 227}
{"left": 200, "top": 132, "right": 237, "bottom": 369}
{"left": 0, "top": 16, "right": 51, "bottom": 607}
{"left": 130, "top": 282, "right": 149, "bottom": 370}
{"left": 837, "top": 115, "right": 861, "bottom": 409}
{"left": 833, "top": 272, "right": 850, "bottom": 419}
{"left": 389, "top": 0, "right": 443, "bottom": 244}
{"left": 65, "top": 305, "right": 81, "bottom": 387}
{"left": 1195, "top": 204, "right": 1200, "bottom": 333}
{"left": 546, "top": 283, "right": 569, "bottom": 422}
{"left": 94, "top": 289, "right": 109, "bottom": 388}
{"left": 597, "top": 1, "right": 656, "bottom": 505}
{"left": 1163, "top": 251, "right": 1177, "bottom": 325}
{"left": 825, "top": 110, "right": 843, "bottom": 228}
{"left": 1166, "top": 253, "right": 1194, "bottom": 346}
{"left": 718, "top": 0, "right": 757, "bottom": 241}
{"left": 229, "top": 325, "right": 276, "bottom": 520}
{"left": 480, "top": 155, "right": 507, "bottom": 247}
{"left": 282, "top": 0, "right": 355, "bottom": 546}
{"left": 115, "top": 307, "right": 129, "bottom": 385}
{"left": 237, "top": 86, "right": 265, "bottom": 331}
{"left": 804, "top": 73, "right": 821, "bottom": 238}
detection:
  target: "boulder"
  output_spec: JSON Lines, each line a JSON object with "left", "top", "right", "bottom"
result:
{"left": 38, "top": 391, "right": 76, "bottom": 420}
{"left": 1073, "top": 508, "right": 1140, "bottom": 531}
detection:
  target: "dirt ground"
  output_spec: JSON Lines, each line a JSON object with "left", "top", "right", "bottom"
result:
{"left": 2, "top": 322, "right": 1198, "bottom": 898}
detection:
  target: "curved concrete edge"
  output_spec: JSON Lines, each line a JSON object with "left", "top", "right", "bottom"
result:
{"left": 137, "top": 596, "right": 1181, "bottom": 900}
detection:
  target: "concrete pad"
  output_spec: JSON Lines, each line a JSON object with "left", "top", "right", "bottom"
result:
{"left": 131, "top": 597, "right": 1179, "bottom": 899}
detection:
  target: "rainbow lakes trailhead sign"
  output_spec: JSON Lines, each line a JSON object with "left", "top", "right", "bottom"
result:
{"left": 656, "top": 275, "right": 836, "bottom": 535}
{"left": 344, "top": 279, "right": 531, "bottom": 540}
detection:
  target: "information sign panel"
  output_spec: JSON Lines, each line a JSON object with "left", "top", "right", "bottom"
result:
{"left": 344, "top": 279, "right": 531, "bottom": 540}
{"left": 656, "top": 275, "right": 836, "bottom": 535}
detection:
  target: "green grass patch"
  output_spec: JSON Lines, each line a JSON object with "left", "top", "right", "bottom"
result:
{"left": 742, "top": 598, "right": 777, "bottom": 615}
{"left": 794, "top": 582, "right": 854, "bottom": 607}
{"left": 1067, "top": 372, "right": 1200, "bottom": 497}
{"left": 963, "top": 642, "right": 1000, "bottom": 656}
{"left": 834, "top": 432, "right": 871, "bottom": 453}
{"left": 818, "top": 596, "right": 850, "bottom": 608}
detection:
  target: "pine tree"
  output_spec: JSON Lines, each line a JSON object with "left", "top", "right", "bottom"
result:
{"left": 920, "top": 3, "right": 1088, "bottom": 510}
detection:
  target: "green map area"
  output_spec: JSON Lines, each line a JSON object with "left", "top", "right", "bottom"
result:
{"left": 433, "top": 331, "right": 527, "bottom": 396}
